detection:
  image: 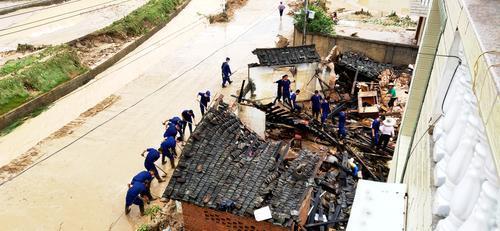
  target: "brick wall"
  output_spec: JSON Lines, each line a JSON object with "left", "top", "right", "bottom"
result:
{"left": 182, "top": 203, "right": 288, "bottom": 231}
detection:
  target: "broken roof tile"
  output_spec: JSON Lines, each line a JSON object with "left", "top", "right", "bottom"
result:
{"left": 162, "top": 101, "right": 321, "bottom": 227}
{"left": 252, "top": 45, "right": 321, "bottom": 66}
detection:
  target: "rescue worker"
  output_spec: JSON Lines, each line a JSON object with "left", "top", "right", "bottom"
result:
{"left": 125, "top": 182, "right": 148, "bottom": 216}
{"left": 160, "top": 136, "right": 177, "bottom": 168}
{"left": 310, "top": 90, "right": 322, "bottom": 120}
{"left": 141, "top": 148, "right": 165, "bottom": 182}
{"left": 371, "top": 115, "right": 384, "bottom": 147}
{"left": 387, "top": 83, "right": 397, "bottom": 111}
{"left": 273, "top": 75, "right": 285, "bottom": 104}
{"left": 130, "top": 170, "right": 155, "bottom": 201}
{"left": 281, "top": 75, "right": 292, "bottom": 106}
{"left": 278, "top": 2, "right": 286, "bottom": 19}
{"left": 163, "top": 122, "right": 180, "bottom": 139}
{"left": 320, "top": 97, "right": 331, "bottom": 125}
{"left": 163, "top": 116, "right": 182, "bottom": 127}
{"left": 378, "top": 117, "right": 395, "bottom": 149}
{"left": 198, "top": 91, "right": 211, "bottom": 116}
{"left": 181, "top": 109, "right": 195, "bottom": 137}
{"left": 290, "top": 89, "right": 301, "bottom": 112}
{"left": 338, "top": 108, "right": 347, "bottom": 139}
{"left": 221, "top": 57, "right": 232, "bottom": 87}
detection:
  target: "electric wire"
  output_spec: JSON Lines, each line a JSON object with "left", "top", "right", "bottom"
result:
{"left": 0, "top": 0, "right": 133, "bottom": 37}
{"left": 399, "top": 53, "right": 462, "bottom": 183}
{"left": 0, "top": 8, "right": 275, "bottom": 188}
{"left": 0, "top": 0, "right": 85, "bottom": 20}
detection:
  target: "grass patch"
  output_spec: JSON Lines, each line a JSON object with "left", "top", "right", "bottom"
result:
{"left": 97, "top": 0, "right": 183, "bottom": 38}
{"left": 0, "top": 106, "right": 47, "bottom": 137}
{"left": 0, "top": 45, "right": 88, "bottom": 115}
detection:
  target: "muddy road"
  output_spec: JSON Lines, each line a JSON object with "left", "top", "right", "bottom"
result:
{"left": 0, "top": 0, "right": 148, "bottom": 51}
{"left": 0, "top": 0, "right": 293, "bottom": 229}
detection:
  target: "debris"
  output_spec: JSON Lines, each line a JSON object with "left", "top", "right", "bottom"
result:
{"left": 275, "top": 35, "right": 289, "bottom": 48}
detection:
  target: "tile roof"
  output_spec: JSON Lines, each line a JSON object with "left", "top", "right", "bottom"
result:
{"left": 163, "top": 102, "right": 321, "bottom": 227}
{"left": 251, "top": 45, "right": 321, "bottom": 66}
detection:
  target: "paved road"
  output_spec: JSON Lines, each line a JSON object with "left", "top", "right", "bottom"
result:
{"left": 0, "top": 0, "right": 292, "bottom": 229}
{"left": 0, "top": 0, "right": 148, "bottom": 51}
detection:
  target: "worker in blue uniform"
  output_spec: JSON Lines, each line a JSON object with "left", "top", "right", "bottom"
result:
{"left": 141, "top": 148, "right": 165, "bottom": 182}
{"left": 181, "top": 109, "right": 195, "bottom": 137}
{"left": 290, "top": 89, "right": 301, "bottom": 112}
{"left": 310, "top": 90, "right": 322, "bottom": 120}
{"left": 273, "top": 75, "right": 284, "bottom": 104}
{"left": 163, "top": 116, "right": 182, "bottom": 127}
{"left": 163, "top": 122, "right": 180, "bottom": 139}
{"left": 281, "top": 75, "right": 292, "bottom": 106}
{"left": 371, "top": 115, "right": 384, "bottom": 146}
{"left": 130, "top": 170, "right": 155, "bottom": 201}
{"left": 125, "top": 182, "right": 148, "bottom": 216}
{"left": 320, "top": 97, "right": 331, "bottom": 125}
{"left": 221, "top": 57, "right": 232, "bottom": 87}
{"left": 197, "top": 91, "right": 211, "bottom": 116}
{"left": 160, "top": 136, "right": 177, "bottom": 168}
{"left": 338, "top": 108, "right": 347, "bottom": 139}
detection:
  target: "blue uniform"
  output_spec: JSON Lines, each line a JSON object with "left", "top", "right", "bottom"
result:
{"left": 221, "top": 62, "right": 232, "bottom": 86}
{"left": 311, "top": 95, "right": 322, "bottom": 111}
{"left": 168, "top": 116, "right": 182, "bottom": 126}
{"left": 198, "top": 92, "right": 210, "bottom": 115}
{"left": 282, "top": 80, "right": 291, "bottom": 102}
{"left": 181, "top": 110, "right": 194, "bottom": 135}
{"left": 125, "top": 182, "right": 146, "bottom": 207}
{"left": 131, "top": 171, "right": 153, "bottom": 185}
{"left": 371, "top": 119, "right": 380, "bottom": 145}
{"left": 338, "top": 111, "right": 346, "bottom": 138}
{"left": 144, "top": 148, "right": 160, "bottom": 171}
{"left": 163, "top": 124, "right": 178, "bottom": 138}
{"left": 291, "top": 93, "right": 301, "bottom": 111}
{"left": 320, "top": 101, "right": 331, "bottom": 123}
{"left": 161, "top": 136, "right": 177, "bottom": 168}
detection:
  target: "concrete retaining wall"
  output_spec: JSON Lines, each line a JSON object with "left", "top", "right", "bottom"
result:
{"left": 292, "top": 28, "right": 418, "bottom": 65}
{"left": 0, "top": 0, "right": 191, "bottom": 130}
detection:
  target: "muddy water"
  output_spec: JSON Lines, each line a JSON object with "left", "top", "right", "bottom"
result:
{"left": 0, "top": 0, "right": 148, "bottom": 52}
{"left": 0, "top": 0, "right": 294, "bottom": 229}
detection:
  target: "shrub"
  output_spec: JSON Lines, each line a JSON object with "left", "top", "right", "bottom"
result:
{"left": 294, "top": 5, "right": 335, "bottom": 35}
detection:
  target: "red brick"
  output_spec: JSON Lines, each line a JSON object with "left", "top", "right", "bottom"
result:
{"left": 182, "top": 203, "right": 288, "bottom": 231}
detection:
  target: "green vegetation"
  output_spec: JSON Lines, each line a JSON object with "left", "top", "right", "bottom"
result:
{"left": 136, "top": 224, "right": 151, "bottom": 231}
{"left": 98, "top": 0, "right": 183, "bottom": 38}
{"left": 294, "top": 5, "right": 335, "bottom": 35}
{"left": 144, "top": 204, "right": 162, "bottom": 219}
{"left": 363, "top": 12, "right": 417, "bottom": 28}
{"left": 0, "top": 45, "right": 88, "bottom": 115}
{"left": 0, "top": 106, "right": 47, "bottom": 137}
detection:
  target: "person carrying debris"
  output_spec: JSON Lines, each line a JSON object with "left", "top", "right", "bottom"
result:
{"left": 371, "top": 115, "right": 384, "bottom": 147}
{"left": 181, "top": 109, "right": 195, "bottom": 137}
{"left": 197, "top": 91, "right": 211, "bottom": 116}
{"left": 291, "top": 89, "right": 301, "bottom": 112}
{"left": 387, "top": 83, "right": 397, "bottom": 111}
{"left": 221, "top": 57, "right": 232, "bottom": 87}
{"left": 310, "top": 90, "right": 322, "bottom": 120}
{"left": 142, "top": 148, "right": 165, "bottom": 182}
{"left": 130, "top": 170, "right": 155, "bottom": 201}
{"left": 160, "top": 136, "right": 177, "bottom": 168}
{"left": 338, "top": 108, "right": 347, "bottom": 139}
{"left": 125, "top": 182, "right": 148, "bottom": 216}
{"left": 320, "top": 97, "right": 331, "bottom": 125}
{"left": 278, "top": 2, "right": 286, "bottom": 19}
{"left": 378, "top": 117, "right": 395, "bottom": 149}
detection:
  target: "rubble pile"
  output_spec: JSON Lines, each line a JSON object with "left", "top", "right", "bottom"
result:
{"left": 336, "top": 51, "right": 410, "bottom": 81}
{"left": 163, "top": 102, "right": 321, "bottom": 228}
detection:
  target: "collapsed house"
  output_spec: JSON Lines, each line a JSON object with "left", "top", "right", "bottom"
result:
{"left": 163, "top": 102, "right": 322, "bottom": 231}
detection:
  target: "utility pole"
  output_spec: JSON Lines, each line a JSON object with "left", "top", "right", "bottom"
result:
{"left": 302, "top": 0, "right": 308, "bottom": 45}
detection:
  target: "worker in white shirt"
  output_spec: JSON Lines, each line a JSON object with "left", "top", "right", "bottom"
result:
{"left": 378, "top": 117, "right": 396, "bottom": 149}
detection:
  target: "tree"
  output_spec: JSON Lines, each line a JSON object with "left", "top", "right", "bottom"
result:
{"left": 294, "top": 5, "right": 335, "bottom": 35}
